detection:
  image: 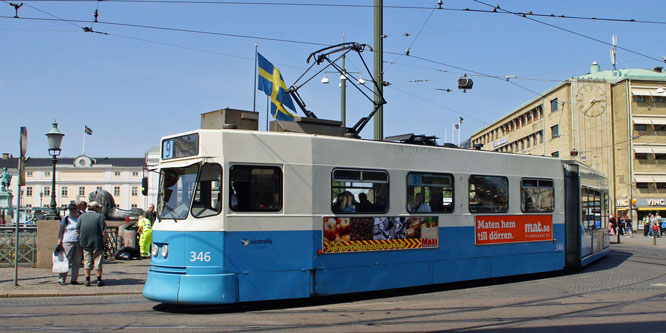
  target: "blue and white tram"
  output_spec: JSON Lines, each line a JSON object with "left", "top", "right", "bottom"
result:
{"left": 143, "top": 127, "right": 609, "bottom": 304}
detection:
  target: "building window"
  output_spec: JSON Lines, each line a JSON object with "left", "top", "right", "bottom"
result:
{"left": 657, "top": 183, "right": 666, "bottom": 189}
{"left": 331, "top": 168, "right": 389, "bottom": 214}
{"left": 656, "top": 154, "right": 666, "bottom": 160}
{"left": 635, "top": 153, "right": 649, "bottom": 160}
{"left": 132, "top": 171, "right": 139, "bottom": 176}
{"left": 61, "top": 187, "right": 68, "bottom": 197}
{"left": 633, "top": 96, "right": 645, "bottom": 103}
{"left": 131, "top": 186, "right": 138, "bottom": 196}
{"left": 636, "top": 182, "right": 649, "bottom": 189}
{"left": 26, "top": 204, "right": 32, "bottom": 208}
{"left": 551, "top": 151, "right": 560, "bottom": 157}
{"left": 114, "top": 171, "right": 121, "bottom": 176}
{"left": 26, "top": 187, "right": 32, "bottom": 196}
{"left": 27, "top": 171, "right": 33, "bottom": 177}
{"left": 44, "top": 171, "right": 50, "bottom": 177}
{"left": 131, "top": 204, "right": 138, "bottom": 208}
{"left": 79, "top": 186, "right": 85, "bottom": 196}
{"left": 96, "top": 186, "right": 102, "bottom": 191}
{"left": 634, "top": 124, "right": 647, "bottom": 131}
{"left": 551, "top": 125, "right": 559, "bottom": 138}
{"left": 656, "top": 125, "right": 666, "bottom": 132}
{"left": 469, "top": 175, "right": 509, "bottom": 213}
{"left": 230, "top": 165, "right": 283, "bottom": 212}
{"left": 653, "top": 96, "right": 665, "bottom": 103}
{"left": 407, "top": 172, "right": 454, "bottom": 214}
{"left": 114, "top": 187, "right": 120, "bottom": 196}
{"left": 43, "top": 187, "right": 50, "bottom": 196}
{"left": 551, "top": 98, "right": 558, "bottom": 112}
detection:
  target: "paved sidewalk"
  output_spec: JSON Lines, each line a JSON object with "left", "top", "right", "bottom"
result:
{"left": 1, "top": 233, "right": 664, "bottom": 299}
{"left": 0, "top": 258, "right": 149, "bottom": 298}
{"left": 609, "top": 229, "right": 666, "bottom": 248}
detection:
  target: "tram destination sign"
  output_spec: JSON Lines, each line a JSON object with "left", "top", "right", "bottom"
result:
{"left": 475, "top": 214, "right": 553, "bottom": 245}
{"left": 162, "top": 133, "right": 199, "bottom": 160}
{"left": 322, "top": 216, "right": 438, "bottom": 254}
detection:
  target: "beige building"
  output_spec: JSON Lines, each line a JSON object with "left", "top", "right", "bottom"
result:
{"left": 1, "top": 154, "right": 147, "bottom": 213}
{"left": 471, "top": 63, "right": 666, "bottom": 223}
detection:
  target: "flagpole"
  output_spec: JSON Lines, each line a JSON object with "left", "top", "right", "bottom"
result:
{"left": 266, "top": 95, "right": 269, "bottom": 131}
{"left": 444, "top": 128, "right": 447, "bottom": 144}
{"left": 451, "top": 123, "right": 455, "bottom": 143}
{"left": 82, "top": 128, "right": 85, "bottom": 155}
{"left": 253, "top": 43, "right": 258, "bottom": 113}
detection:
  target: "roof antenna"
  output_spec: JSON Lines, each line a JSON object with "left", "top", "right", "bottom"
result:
{"left": 9, "top": 2, "right": 23, "bottom": 18}
{"left": 610, "top": 34, "right": 617, "bottom": 70}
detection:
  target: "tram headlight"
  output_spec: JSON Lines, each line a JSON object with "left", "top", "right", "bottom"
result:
{"left": 161, "top": 244, "right": 169, "bottom": 258}
{"left": 151, "top": 243, "right": 159, "bottom": 257}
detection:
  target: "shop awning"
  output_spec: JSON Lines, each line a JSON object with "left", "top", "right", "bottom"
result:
{"left": 632, "top": 88, "right": 666, "bottom": 97}
{"left": 635, "top": 175, "right": 666, "bottom": 183}
{"left": 633, "top": 117, "right": 666, "bottom": 125}
{"left": 632, "top": 146, "right": 666, "bottom": 154}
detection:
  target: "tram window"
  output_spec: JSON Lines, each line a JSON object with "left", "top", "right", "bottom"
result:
{"left": 468, "top": 175, "right": 508, "bottom": 213}
{"left": 520, "top": 178, "right": 554, "bottom": 213}
{"left": 229, "top": 165, "right": 282, "bottom": 212}
{"left": 581, "top": 186, "right": 602, "bottom": 231}
{"left": 331, "top": 168, "right": 389, "bottom": 214}
{"left": 407, "top": 172, "right": 454, "bottom": 214}
{"left": 158, "top": 164, "right": 199, "bottom": 220}
{"left": 191, "top": 163, "right": 222, "bottom": 218}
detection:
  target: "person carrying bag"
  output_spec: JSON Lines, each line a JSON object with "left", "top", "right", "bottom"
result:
{"left": 52, "top": 244, "right": 69, "bottom": 274}
{"left": 56, "top": 201, "right": 83, "bottom": 285}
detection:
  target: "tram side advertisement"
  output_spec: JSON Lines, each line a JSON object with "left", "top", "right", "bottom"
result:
{"left": 475, "top": 215, "right": 553, "bottom": 245}
{"left": 322, "top": 217, "right": 439, "bottom": 253}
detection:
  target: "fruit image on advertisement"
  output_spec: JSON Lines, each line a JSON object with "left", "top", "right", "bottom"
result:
{"left": 322, "top": 216, "right": 440, "bottom": 253}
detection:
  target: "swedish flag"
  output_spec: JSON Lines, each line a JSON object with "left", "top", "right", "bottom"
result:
{"left": 84, "top": 125, "right": 93, "bottom": 135}
{"left": 257, "top": 53, "right": 297, "bottom": 121}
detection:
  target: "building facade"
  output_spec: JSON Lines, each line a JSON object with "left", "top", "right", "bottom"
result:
{"left": 0, "top": 154, "right": 148, "bottom": 213}
{"left": 470, "top": 63, "right": 666, "bottom": 223}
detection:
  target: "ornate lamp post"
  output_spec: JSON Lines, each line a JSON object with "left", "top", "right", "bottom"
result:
{"left": 45, "top": 121, "right": 64, "bottom": 220}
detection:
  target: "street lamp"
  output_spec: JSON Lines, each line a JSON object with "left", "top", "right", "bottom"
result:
{"left": 45, "top": 121, "right": 64, "bottom": 220}
{"left": 320, "top": 55, "right": 366, "bottom": 127}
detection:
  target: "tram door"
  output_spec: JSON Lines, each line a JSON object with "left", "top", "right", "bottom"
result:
{"left": 563, "top": 163, "right": 581, "bottom": 269}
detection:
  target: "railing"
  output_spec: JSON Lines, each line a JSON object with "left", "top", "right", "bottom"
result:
{"left": 0, "top": 226, "right": 37, "bottom": 267}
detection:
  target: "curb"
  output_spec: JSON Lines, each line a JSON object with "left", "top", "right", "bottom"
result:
{"left": 1, "top": 291, "right": 143, "bottom": 298}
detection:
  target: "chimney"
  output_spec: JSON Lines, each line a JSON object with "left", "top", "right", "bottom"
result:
{"left": 590, "top": 62, "right": 601, "bottom": 73}
{"left": 654, "top": 66, "right": 663, "bottom": 73}
{"left": 2, "top": 153, "right": 8, "bottom": 159}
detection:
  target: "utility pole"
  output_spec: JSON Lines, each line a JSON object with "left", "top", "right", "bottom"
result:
{"left": 373, "top": 0, "right": 383, "bottom": 140}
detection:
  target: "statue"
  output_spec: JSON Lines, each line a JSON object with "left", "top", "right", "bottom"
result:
{"left": 88, "top": 189, "right": 144, "bottom": 221}
{"left": 0, "top": 168, "right": 11, "bottom": 193}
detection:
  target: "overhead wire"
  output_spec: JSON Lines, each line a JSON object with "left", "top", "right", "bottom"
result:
{"left": 473, "top": 0, "right": 665, "bottom": 64}
{"left": 385, "top": 4, "right": 437, "bottom": 72}
{"left": 11, "top": 0, "right": 666, "bottom": 25}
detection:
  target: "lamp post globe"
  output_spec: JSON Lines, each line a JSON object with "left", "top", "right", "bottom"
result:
{"left": 45, "top": 121, "right": 64, "bottom": 220}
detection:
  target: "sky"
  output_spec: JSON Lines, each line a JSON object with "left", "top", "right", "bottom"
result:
{"left": 2, "top": 0, "right": 665, "bottom": 158}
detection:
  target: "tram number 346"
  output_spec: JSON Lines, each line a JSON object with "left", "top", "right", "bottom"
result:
{"left": 189, "top": 251, "right": 212, "bottom": 262}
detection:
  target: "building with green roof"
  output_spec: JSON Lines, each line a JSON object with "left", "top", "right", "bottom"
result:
{"left": 471, "top": 63, "right": 666, "bottom": 225}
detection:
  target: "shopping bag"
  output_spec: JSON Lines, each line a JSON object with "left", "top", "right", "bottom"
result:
{"left": 52, "top": 245, "right": 69, "bottom": 273}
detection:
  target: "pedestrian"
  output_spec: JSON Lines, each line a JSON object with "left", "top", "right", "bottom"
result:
{"left": 645, "top": 214, "right": 652, "bottom": 237}
{"left": 618, "top": 216, "right": 626, "bottom": 236}
{"left": 609, "top": 215, "right": 616, "bottom": 235}
{"left": 57, "top": 201, "right": 82, "bottom": 285}
{"left": 137, "top": 211, "right": 153, "bottom": 258}
{"left": 147, "top": 203, "right": 156, "bottom": 219}
{"left": 77, "top": 201, "right": 108, "bottom": 286}
{"left": 625, "top": 215, "right": 633, "bottom": 238}
{"left": 78, "top": 200, "right": 88, "bottom": 214}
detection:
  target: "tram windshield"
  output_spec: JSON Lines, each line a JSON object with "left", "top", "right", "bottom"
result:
{"left": 158, "top": 164, "right": 199, "bottom": 220}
